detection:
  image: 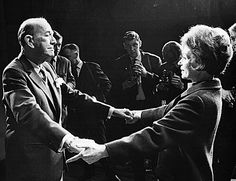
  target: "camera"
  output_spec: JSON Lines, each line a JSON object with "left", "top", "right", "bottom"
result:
{"left": 155, "top": 66, "right": 175, "bottom": 93}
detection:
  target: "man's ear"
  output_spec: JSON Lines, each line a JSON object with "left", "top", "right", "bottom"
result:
{"left": 75, "top": 52, "right": 79, "bottom": 59}
{"left": 24, "top": 35, "right": 34, "bottom": 48}
{"left": 123, "top": 42, "right": 127, "bottom": 49}
{"left": 139, "top": 40, "right": 142, "bottom": 47}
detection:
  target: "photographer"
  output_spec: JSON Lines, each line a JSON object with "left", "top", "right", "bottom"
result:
{"left": 155, "top": 41, "right": 187, "bottom": 105}
{"left": 109, "top": 30, "right": 162, "bottom": 181}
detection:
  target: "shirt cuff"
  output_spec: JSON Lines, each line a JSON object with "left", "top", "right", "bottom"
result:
{"left": 58, "top": 133, "right": 74, "bottom": 152}
{"left": 135, "top": 110, "right": 142, "bottom": 119}
{"left": 107, "top": 106, "right": 115, "bottom": 119}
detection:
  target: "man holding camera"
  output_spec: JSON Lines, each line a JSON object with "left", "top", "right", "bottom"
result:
{"left": 155, "top": 41, "right": 186, "bottom": 105}
{"left": 110, "top": 31, "right": 162, "bottom": 111}
{"left": 109, "top": 31, "right": 162, "bottom": 181}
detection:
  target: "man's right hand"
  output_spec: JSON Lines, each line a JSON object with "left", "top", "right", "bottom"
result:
{"left": 125, "top": 110, "right": 142, "bottom": 124}
{"left": 66, "top": 140, "right": 108, "bottom": 165}
{"left": 222, "top": 88, "right": 235, "bottom": 106}
{"left": 65, "top": 137, "right": 95, "bottom": 153}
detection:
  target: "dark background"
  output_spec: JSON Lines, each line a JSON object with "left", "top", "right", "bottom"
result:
{"left": 1, "top": 0, "right": 236, "bottom": 161}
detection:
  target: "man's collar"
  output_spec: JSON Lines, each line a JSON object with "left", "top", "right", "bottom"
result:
{"left": 27, "top": 58, "right": 41, "bottom": 73}
{"left": 78, "top": 60, "right": 83, "bottom": 68}
{"left": 53, "top": 56, "right": 58, "bottom": 62}
{"left": 74, "top": 59, "right": 83, "bottom": 69}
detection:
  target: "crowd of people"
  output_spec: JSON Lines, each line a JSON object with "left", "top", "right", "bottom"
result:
{"left": 1, "top": 17, "right": 236, "bottom": 181}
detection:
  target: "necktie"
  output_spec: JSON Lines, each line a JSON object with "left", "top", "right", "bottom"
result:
{"left": 76, "top": 65, "right": 81, "bottom": 77}
{"left": 51, "top": 58, "right": 57, "bottom": 71}
{"left": 39, "top": 68, "right": 47, "bottom": 83}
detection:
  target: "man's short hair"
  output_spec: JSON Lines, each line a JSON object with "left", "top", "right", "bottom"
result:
{"left": 228, "top": 23, "right": 236, "bottom": 33}
{"left": 123, "top": 31, "right": 141, "bottom": 42}
{"left": 61, "top": 43, "right": 79, "bottom": 55}
{"left": 53, "top": 30, "right": 63, "bottom": 41}
{"left": 18, "top": 17, "right": 48, "bottom": 47}
{"left": 162, "top": 41, "right": 182, "bottom": 64}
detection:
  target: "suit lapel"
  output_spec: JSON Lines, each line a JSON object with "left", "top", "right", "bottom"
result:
{"left": 29, "top": 70, "right": 55, "bottom": 104}
{"left": 141, "top": 52, "right": 151, "bottom": 72}
{"left": 43, "top": 62, "right": 62, "bottom": 117}
{"left": 19, "top": 55, "right": 60, "bottom": 116}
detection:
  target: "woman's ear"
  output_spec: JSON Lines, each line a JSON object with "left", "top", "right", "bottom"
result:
{"left": 192, "top": 56, "right": 205, "bottom": 71}
{"left": 24, "top": 35, "right": 34, "bottom": 48}
{"left": 195, "top": 63, "right": 205, "bottom": 71}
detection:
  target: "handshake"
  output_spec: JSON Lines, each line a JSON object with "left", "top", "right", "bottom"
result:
{"left": 112, "top": 108, "right": 142, "bottom": 124}
{"left": 65, "top": 108, "right": 142, "bottom": 164}
{"left": 65, "top": 137, "right": 108, "bottom": 165}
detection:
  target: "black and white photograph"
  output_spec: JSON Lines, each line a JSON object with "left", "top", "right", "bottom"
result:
{"left": 1, "top": 1, "right": 236, "bottom": 180}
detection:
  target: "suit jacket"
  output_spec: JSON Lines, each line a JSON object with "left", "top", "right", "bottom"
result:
{"left": 51, "top": 55, "right": 76, "bottom": 125}
{"left": 53, "top": 55, "right": 75, "bottom": 89}
{"left": 110, "top": 51, "right": 162, "bottom": 109}
{"left": 106, "top": 79, "right": 222, "bottom": 181}
{"left": 68, "top": 61, "right": 112, "bottom": 143}
{"left": 73, "top": 61, "right": 111, "bottom": 103}
{"left": 2, "top": 53, "right": 110, "bottom": 181}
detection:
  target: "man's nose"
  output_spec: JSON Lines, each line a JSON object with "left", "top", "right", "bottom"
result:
{"left": 131, "top": 46, "right": 136, "bottom": 51}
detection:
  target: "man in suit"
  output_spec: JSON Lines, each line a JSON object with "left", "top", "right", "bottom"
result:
{"left": 61, "top": 43, "right": 117, "bottom": 180}
{"left": 109, "top": 31, "right": 162, "bottom": 181}
{"left": 61, "top": 43, "right": 111, "bottom": 105}
{"left": 2, "top": 17, "right": 132, "bottom": 181}
{"left": 111, "top": 31, "right": 162, "bottom": 110}
{"left": 52, "top": 30, "right": 75, "bottom": 89}
{"left": 156, "top": 41, "right": 186, "bottom": 105}
{"left": 51, "top": 30, "right": 75, "bottom": 127}
{"left": 69, "top": 25, "right": 233, "bottom": 181}
{"left": 213, "top": 24, "right": 236, "bottom": 181}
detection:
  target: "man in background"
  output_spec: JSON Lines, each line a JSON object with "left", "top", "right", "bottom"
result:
{"left": 155, "top": 40, "right": 186, "bottom": 105}
{"left": 50, "top": 30, "right": 75, "bottom": 126}
{"left": 62, "top": 43, "right": 117, "bottom": 181}
{"left": 109, "top": 31, "right": 162, "bottom": 181}
{"left": 213, "top": 23, "right": 236, "bottom": 181}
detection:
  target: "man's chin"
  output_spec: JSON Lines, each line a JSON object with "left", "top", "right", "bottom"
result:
{"left": 44, "top": 55, "right": 54, "bottom": 62}
{"left": 130, "top": 54, "right": 138, "bottom": 58}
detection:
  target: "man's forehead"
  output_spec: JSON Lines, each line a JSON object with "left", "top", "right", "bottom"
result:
{"left": 34, "top": 22, "right": 53, "bottom": 34}
{"left": 64, "top": 48, "right": 76, "bottom": 54}
{"left": 124, "top": 39, "right": 140, "bottom": 45}
{"left": 229, "top": 31, "right": 236, "bottom": 36}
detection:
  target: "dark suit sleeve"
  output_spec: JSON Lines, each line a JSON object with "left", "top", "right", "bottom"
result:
{"left": 60, "top": 82, "right": 110, "bottom": 119}
{"left": 92, "top": 63, "right": 112, "bottom": 97}
{"left": 145, "top": 55, "right": 162, "bottom": 81}
{"left": 105, "top": 95, "right": 205, "bottom": 162}
{"left": 2, "top": 67, "right": 70, "bottom": 151}
{"left": 66, "top": 58, "right": 76, "bottom": 89}
{"left": 141, "top": 105, "right": 168, "bottom": 122}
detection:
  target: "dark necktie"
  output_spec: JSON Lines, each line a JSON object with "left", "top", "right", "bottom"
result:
{"left": 51, "top": 58, "right": 57, "bottom": 71}
{"left": 39, "top": 68, "right": 47, "bottom": 83}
